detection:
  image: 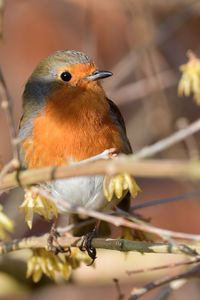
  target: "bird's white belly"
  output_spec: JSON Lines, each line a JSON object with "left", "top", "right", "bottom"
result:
{"left": 50, "top": 175, "right": 111, "bottom": 213}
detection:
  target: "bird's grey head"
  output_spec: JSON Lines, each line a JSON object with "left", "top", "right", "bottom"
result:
{"left": 23, "top": 50, "right": 93, "bottom": 99}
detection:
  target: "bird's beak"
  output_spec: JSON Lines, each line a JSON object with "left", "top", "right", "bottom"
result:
{"left": 83, "top": 70, "right": 113, "bottom": 82}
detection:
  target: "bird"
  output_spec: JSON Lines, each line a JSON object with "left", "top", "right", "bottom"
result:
{"left": 18, "top": 50, "right": 140, "bottom": 260}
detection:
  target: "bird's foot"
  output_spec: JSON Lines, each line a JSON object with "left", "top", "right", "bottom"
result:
{"left": 47, "top": 221, "right": 70, "bottom": 255}
{"left": 79, "top": 227, "right": 97, "bottom": 265}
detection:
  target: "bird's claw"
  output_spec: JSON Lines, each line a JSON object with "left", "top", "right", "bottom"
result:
{"left": 103, "top": 173, "right": 141, "bottom": 202}
{"left": 79, "top": 228, "right": 97, "bottom": 265}
{"left": 47, "top": 222, "right": 69, "bottom": 255}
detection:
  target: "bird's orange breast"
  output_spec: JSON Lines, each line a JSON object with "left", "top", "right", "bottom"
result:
{"left": 22, "top": 85, "right": 124, "bottom": 169}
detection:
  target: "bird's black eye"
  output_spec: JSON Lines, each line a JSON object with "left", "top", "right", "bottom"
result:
{"left": 60, "top": 71, "right": 72, "bottom": 82}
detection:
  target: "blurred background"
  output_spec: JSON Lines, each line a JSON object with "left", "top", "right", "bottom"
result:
{"left": 1, "top": 0, "right": 200, "bottom": 299}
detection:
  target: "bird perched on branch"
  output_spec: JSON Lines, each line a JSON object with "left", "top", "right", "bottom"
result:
{"left": 18, "top": 50, "right": 140, "bottom": 260}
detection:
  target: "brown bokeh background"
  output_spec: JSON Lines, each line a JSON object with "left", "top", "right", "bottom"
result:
{"left": 1, "top": 0, "right": 200, "bottom": 299}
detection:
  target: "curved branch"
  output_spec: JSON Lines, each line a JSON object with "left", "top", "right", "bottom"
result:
{"left": 36, "top": 187, "right": 200, "bottom": 244}
{"left": 1, "top": 235, "right": 200, "bottom": 256}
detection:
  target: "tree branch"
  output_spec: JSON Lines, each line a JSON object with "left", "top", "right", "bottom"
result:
{"left": 127, "top": 256, "right": 200, "bottom": 275}
{"left": 1, "top": 158, "right": 200, "bottom": 191}
{"left": 151, "top": 279, "right": 187, "bottom": 300}
{"left": 0, "top": 70, "right": 20, "bottom": 179}
{"left": 37, "top": 187, "right": 200, "bottom": 243}
{"left": 128, "top": 264, "right": 200, "bottom": 300}
{"left": 1, "top": 116, "right": 200, "bottom": 188}
{"left": 133, "top": 118, "right": 200, "bottom": 159}
{"left": 1, "top": 235, "right": 200, "bottom": 256}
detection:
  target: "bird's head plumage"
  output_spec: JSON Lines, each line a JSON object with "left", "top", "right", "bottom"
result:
{"left": 21, "top": 50, "right": 112, "bottom": 127}
{"left": 24, "top": 50, "right": 112, "bottom": 101}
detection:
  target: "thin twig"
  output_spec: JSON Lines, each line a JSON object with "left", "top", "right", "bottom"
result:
{"left": 113, "top": 278, "right": 124, "bottom": 300}
{"left": 176, "top": 118, "right": 199, "bottom": 160}
{"left": 115, "top": 206, "right": 197, "bottom": 255}
{"left": 0, "top": 0, "right": 5, "bottom": 37}
{"left": 0, "top": 70, "right": 20, "bottom": 176}
{"left": 128, "top": 264, "right": 200, "bottom": 300}
{"left": 127, "top": 256, "right": 200, "bottom": 275}
{"left": 0, "top": 158, "right": 19, "bottom": 181}
{"left": 130, "top": 189, "right": 200, "bottom": 210}
{"left": 151, "top": 279, "right": 187, "bottom": 300}
{"left": 133, "top": 118, "right": 200, "bottom": 159}
{"left": 37, "top": 187, "right": 200, "bottom": 242}
{"left": 0, "top": 71, "right": 19, "bottom": 160}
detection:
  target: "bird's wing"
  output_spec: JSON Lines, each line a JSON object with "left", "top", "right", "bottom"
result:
{"left": 107, "top": 98, "right": 132, "bottom": 154}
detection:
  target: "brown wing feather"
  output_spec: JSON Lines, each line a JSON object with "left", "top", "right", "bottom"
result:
{"left": 107, "top": 98, "right": 132, "bottom": 154}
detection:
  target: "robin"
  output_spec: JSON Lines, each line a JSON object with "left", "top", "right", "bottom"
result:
{"left": 18, "top": 50, "right": 140, "bottom": 260}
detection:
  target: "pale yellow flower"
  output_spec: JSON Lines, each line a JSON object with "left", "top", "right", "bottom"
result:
{"left": 119, "top": 227, "right": 135, "bottom": 240}
{"left": 66, "top": 247, "right": 93, "bottom": 268}
{"left": 103, "top": 173, "right": 141, "bottom": 201}
{"left": 119, "top": 226, "right": 154, "bottom": 242}
{"left": 27, "top": 247, "right": 92, "bottom": 282}
{"left": 0, "top": 205, "right": 14, "bottom": 240}
{"left": 26, "top": 248, "right": 71, "bottom": 282}
{"left": 19, "top": 188, "right": 58, "bottom": 229}
{"left": 178, "top": 50, "right": 200, "bottom": 104}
